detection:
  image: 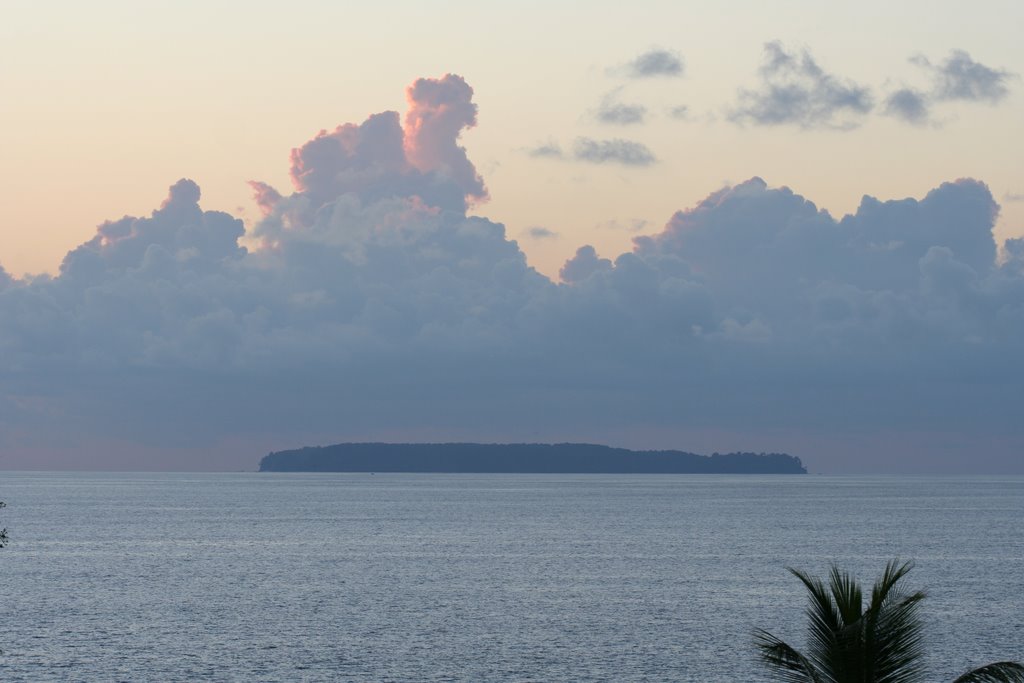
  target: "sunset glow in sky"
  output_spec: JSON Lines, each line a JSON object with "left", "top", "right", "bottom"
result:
{"left": 3, "top": 1, "right": 1021, "bottom": 279}
{"left": 1, "top": 1, "right": 1023, "bottom": 472}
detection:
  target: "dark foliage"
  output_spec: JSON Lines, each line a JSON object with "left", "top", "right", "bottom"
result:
{"left": 756, "top": 560, "right": 1024, "bottom": 683}
{"left": 259, "top": 442, "right": 806, "bottom": 474}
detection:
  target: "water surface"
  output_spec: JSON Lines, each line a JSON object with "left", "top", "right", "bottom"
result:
{"left": 1, "top": 473, "right": 1021, "bottom": 681}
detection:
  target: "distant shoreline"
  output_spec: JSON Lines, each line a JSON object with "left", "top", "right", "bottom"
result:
{"left": 258, "top": 442, "right": 807, "bottom": 474}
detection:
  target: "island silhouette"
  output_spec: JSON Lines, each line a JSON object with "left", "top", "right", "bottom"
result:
{"left": 258, "top": 443, "right": 807, "bottom": 474}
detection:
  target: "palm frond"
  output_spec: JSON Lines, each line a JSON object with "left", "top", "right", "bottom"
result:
{"left": 829, "top": 564, "right": 864, "bottom": 625}
{"left": 871, "top": 560, "right": 917, "bottom": 611}
{"left": 871, "top": 588, "right": 927, "bottom": 683}
{"left": 754, "top": 629, "right": 828, "bottom": 683}
{"left": 789, "top": 567, "right": 844, "bottom": 675}
{"left": 755, "top": 561, "right": 1023, "bottom": 683}
{"left": 951, "top": 662, "right": 1024, "bottom": 683}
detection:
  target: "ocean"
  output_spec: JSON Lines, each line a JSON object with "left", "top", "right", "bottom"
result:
{"left": 1, "top": 473, "right": 1021, "bottom": 681}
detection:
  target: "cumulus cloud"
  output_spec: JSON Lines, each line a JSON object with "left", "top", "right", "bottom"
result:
{"left": 2, "top": 74, "right": 1024, "bottom": 473}
{"left": 559, "top": 245, "right": 613, "bottom": 283}
{"left": 635, "top": 176, "right": 1000, "bottom": 307}
{"left": 272, "top": 74, "right": 486, "bottom": 216}
{"left": 248, "top": 181, "right": 283, "bottom": 217}
{"left": 403, "top": 74, "right": 488, "bottom": 203}
{"left": 618, "top": 49, "right": 685, "bottom": 79}
{"left": 572, "top": 137, "right": 657, "bottom": 166}
{"left": 730, "top": 41, "right": 873, "bottom": 129}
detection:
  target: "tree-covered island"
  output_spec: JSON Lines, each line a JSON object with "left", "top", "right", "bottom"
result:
{"left": 258, "top": 443, "right": 807, "bottom": 474}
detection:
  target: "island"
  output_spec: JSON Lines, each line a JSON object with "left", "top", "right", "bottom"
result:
{"left": 258, "top": 443, "right": 806, "bottom": 474}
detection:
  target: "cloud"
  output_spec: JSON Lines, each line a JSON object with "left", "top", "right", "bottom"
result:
{"left": 591, "top": 88, "right": 648, "bottom": 126}
{"left": 403, "top": 74, "right": 489, "bottom": 203}
{"left": 595, "top": 97, "right": 647, "bottom": 125}
{"left": 883, "top": 88, "right": 931, "bottom": 125}
{"left": 525, "top": 226, "right": 558, "bottom": 240}
{"left": 571, "top": 137, "right": 657, "bottom": 166}
{"left": 529, "top": 137, "right": 657, "bottom": 167}
{"left": 667, "top": 105, "right": 690, "bottom": 121}
{"left": 882, "top": 51, "right": 1014, "bottom": 127}
{"left": 558, "top": 245, "right": 613, "bottom": 283}
{"left": 2, "top": 75, "right": 1024, "bottom": 473}
{"left": 275, "top": 73, "right": 486, "bottom": 217}
{"left": 597, "top": 218, "right": 650, "bottom": 233}
{"left": 526, "top": 142, "right": 564, "bottom": 159}
{"left": 913, "top": 50, "right": 1015, "bottom": 104}
{"left": 619, "top": 49, "right": 685, "bottom": 79}
{"left": 730, "top": 41, "right": 873, "bottom": 129}
{"left": 635, "top": 176, "right": 999, "bottom": 302}
{"left": 1004, "top": 192, "right": 1024, "bottom": 203}
{"left": 248, "top": 181, "right": 283, "bottom": 217}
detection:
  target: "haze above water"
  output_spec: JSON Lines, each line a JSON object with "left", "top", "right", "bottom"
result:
{"left": 2, "top": 472, "right": 1021, "bottom": 681}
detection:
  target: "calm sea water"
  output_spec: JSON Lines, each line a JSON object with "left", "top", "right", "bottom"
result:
{"left": 0, "top": 473, "right": 1021, "bottom": 682}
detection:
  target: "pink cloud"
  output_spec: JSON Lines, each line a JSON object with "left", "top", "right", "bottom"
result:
{"left": 247, "top": 181, "right": 283, "bottom": 217}
{"left": 252, "top": 75, "right": 488, "bottom": 220}
{"left": 403, "top": 73, "right": 488, "bottom": 204}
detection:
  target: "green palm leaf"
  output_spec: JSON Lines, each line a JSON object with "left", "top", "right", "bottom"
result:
{"left": 951, "top": 662, "right": 1024, "bottom": 683}
{"left": 754, "top": 629, "right": 828, "bottom": 683}
{"left": 866, "top": 562, "right": 926, "bottom": 683}
{"left": 754, "top": 561, "right": 1023, "bottom": 683}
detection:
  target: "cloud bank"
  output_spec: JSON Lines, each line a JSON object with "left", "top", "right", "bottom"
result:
{"left": 2, "top": 74, "right": 1023, "bottom": 473}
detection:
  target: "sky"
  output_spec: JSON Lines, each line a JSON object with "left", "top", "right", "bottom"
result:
{"left": 1, "top": 1, "right": 1022, "bottom": 473}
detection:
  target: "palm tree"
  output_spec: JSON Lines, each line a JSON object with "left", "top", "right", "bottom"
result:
{"left": 755, "top": 560, "right": 1024, "bottom": 683}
